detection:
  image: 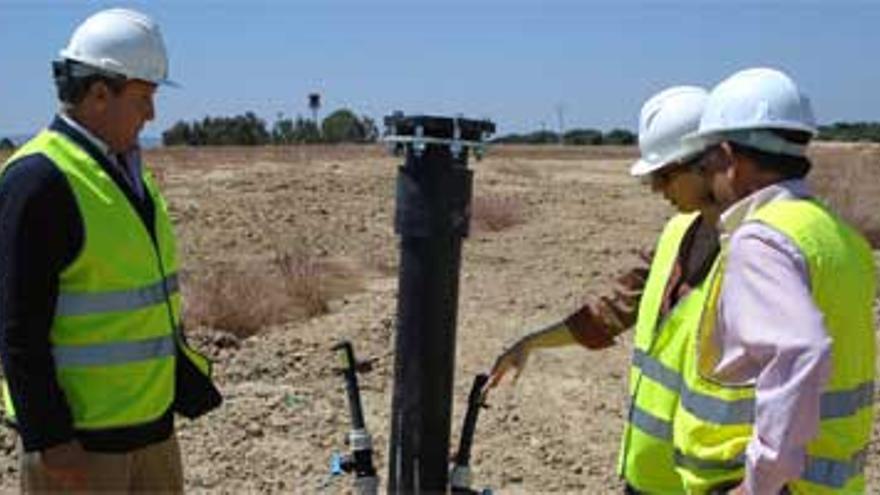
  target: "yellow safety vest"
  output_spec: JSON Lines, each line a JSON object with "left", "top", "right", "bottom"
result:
{"left": 674, "top": 199, "right": 875, "bottom": 494}
{"left": 1, "top": 129, "right": 212, "bottom": 430}
{"left": 619, "top": 212, "right": 718, "bottom": 495}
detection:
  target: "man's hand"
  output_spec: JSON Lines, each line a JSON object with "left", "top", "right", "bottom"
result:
{"left": 40, "top": 440, "right": 88, "bottom": 490}
{"left": 483, "top": 337, "right": 534, "bottom": 396}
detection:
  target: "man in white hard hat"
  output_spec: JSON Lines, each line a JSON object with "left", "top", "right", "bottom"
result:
{"left": 0, "top": 8, "right": 220, "bottom": 492}
{"left": 671, "top": 68, "right": 875, "bottom": 494}
{"left": 484, "top": 86, "right": 722, "bottom": 494}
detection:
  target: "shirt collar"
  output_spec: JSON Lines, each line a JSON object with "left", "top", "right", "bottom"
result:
{"left": 718, "top": 178, "right": 812, "bottom": 242}
{"left": 58, "top": 112, "right": 112, "bottom": 157}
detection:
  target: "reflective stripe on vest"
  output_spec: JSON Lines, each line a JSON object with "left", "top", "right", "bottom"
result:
{"left": 673, "top": 449, "right": 868, "bottom": 490}
{"left": 802, "top": 450, "right": 868, "bottom": 489}
{"left": 681, "top": 380, "right": 873, "bottom": 425}
{"left": 56, "top": 273, "right": 179, "bottom": 317}
{"left": 630, "top": 405, "right": 673, "bottom": 441}
{"left": 53, "top": 332, "right": 177, "bottom": 367}
{"left": 635, "top": 348, "right": 874, "bottom": 425}
{"left": 633, "top": 348, "right": 682, "bottom": 391}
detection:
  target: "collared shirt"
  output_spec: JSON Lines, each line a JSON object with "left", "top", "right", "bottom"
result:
{"left": 58, "top": 113, "right": 145, "bottom": 199}
{"left": 710, "top": 179, "right": 832, "bottom": 495}
{"left": 59, "top": 112, "right": 110, "bottom": 156}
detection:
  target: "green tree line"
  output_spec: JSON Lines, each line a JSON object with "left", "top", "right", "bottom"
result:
{"left": 5, "top": 120, "right": 880, "bottom": 151}
{"left": 493, "top": 128, "right": 637, "bottom": 145}
{"left": 816, "top": 122, "right": 880, "bottom": 143}
{"left": 494, "top": 122, "right": 880, "bottom": 146}
{"left": 161, "top": 108, "right": 378, "bottom": 146}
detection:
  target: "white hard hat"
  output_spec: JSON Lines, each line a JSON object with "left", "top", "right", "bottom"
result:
{"left": 630, "top": 86, "right": 708, "bottom": 177}
{"left": 60, "top": 8, "right": 175, "bottom": 86}
{"left": 685, "top": 67, "right": 816, "bottom": 156}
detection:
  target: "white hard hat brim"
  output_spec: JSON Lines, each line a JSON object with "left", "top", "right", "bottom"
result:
{"left": 630, "top": 157, "right": 667, "bottom": 177}
{"left": 629, "top": 142, "right": 706, "bottom": 177}
{"left": 680, "top": 130, "right": 714, "bottom": 154}
{"left": 683, "top": 123, "right": 814, "bottom": 158}
{"left": 688, "top": 120, "right": 818, "bottom": 141}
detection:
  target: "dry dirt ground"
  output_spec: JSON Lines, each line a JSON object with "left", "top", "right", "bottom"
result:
{"left": 0, "top": 144, "right": 878, "bottom": 493}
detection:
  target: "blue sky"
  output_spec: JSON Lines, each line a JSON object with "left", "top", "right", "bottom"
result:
{"left": 1, "top": 0, "right": 878, "bottom": 138}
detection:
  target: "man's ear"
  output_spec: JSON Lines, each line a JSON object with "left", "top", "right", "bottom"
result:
{"left": 718, "top": 141, "right": 742, "bottom": 178}
{"left": 721, "top": 141, "right": 762, "bottom": 196}
{"left": 719, "top": 141, "right": 736, "bottom": 164}
{"left": 84, "top": 80, "right": 111, "bottom": 111}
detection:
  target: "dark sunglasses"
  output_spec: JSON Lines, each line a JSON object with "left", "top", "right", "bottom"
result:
{"left": 650, "top": 153, "right": 705, "bottom": 183}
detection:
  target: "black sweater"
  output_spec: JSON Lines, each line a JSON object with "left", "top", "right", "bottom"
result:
{"left": 0, "top": 117, "right": 173, "bottom": 452}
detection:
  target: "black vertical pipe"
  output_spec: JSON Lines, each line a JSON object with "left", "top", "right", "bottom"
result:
{"left": 334, "top": 341, "right": 367, "bottom": 430}
{"left": 453, "top": 373, "right": 489, "bottom": 471}
{"left": 333, "top": 341, "right": 377, "bottom": 487}
{"left": 449, "top": 373, "right": 489, "bottom": 494}
{"left": 386, "top": 115, "right": 492, "bottom": 494}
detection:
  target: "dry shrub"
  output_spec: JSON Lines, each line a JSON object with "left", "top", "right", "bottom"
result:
{"left": 183, "top": 266, "right": 288, "bottom": 338}
{"left": 277, "top": 250, "right": 362, "bottom": 318}
{"left": 273, "top": 249, "right": 331, "bottom": 318}
{"left": 362, "top": 249, "right": 398, "bottom": 276}
{"left": 494, "top": 160, "right": 541, "bottom": 180}
{"left": 471, "top": 194, "right": 525, "bottom": 233}
{"left": 809, "top": 143, "right": 880, "bottom": 248}
{"left": 184, "top": 249, "right": 361, "bottom": 338}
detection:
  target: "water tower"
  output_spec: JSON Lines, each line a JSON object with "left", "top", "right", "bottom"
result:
{"left": 308, "top": 93, "right": 321, "bottom": 125}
